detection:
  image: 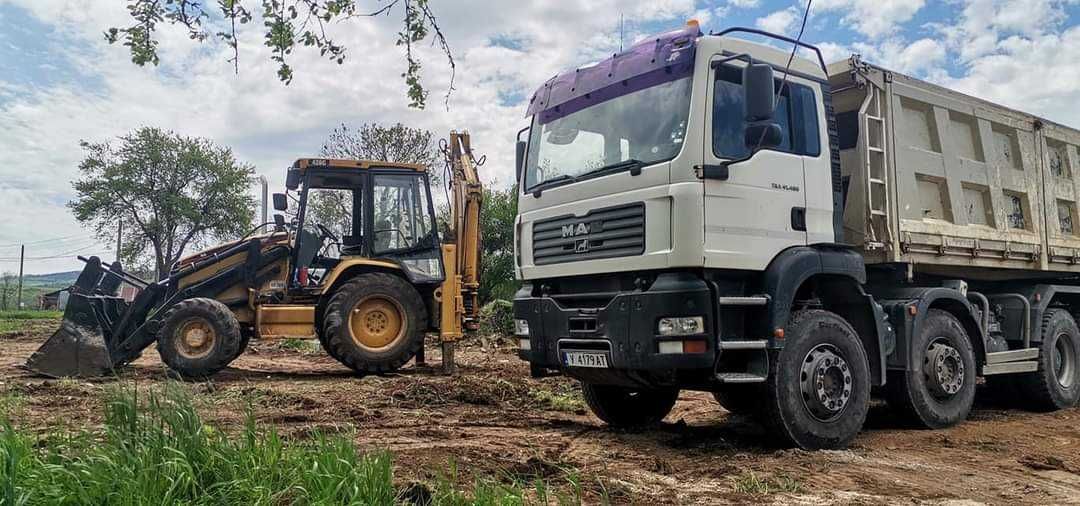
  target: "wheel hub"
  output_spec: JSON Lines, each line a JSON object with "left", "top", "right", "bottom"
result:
{"left": 925, "top": 341, "right": 964, "bottom": 398}
{"left": 176, "top": 319, "right": 216, "bottom": 359}
{"left": 1054, "top": 332, "right": 1077, "bottom": 389}
{"left": 348, "top": 296, "right": 405, "bottom": 350}
{"left": 800, "top": 344, "right": 853, "bottom": 422}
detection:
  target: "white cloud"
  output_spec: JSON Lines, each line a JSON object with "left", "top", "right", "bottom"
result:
{"left": 0, "top": 0, "right": 702, "bottom": 273}
{"left": 729, "top": 0, "right": 761, "bottom": 7}
{"left": 756, "top": 8, "right": 799, "bottom": 35}
{"left": 813, "top": 0, "right": 926, "bottom": 38}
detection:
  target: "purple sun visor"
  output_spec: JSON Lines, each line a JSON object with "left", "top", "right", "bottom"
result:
{"left": 526, "top": 25, "right": 701, "bottom": 124}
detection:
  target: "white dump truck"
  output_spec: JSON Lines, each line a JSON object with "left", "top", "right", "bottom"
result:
{"left": 512, "top": 21, "right": 1080, "bottom": 449}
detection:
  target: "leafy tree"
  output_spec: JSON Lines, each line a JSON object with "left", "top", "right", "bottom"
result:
{"left": 69, "top": 127, "right": 256, "bottom": 279}
{"left": 477, "top": 185, "right": 518, "bottom": 303}
{"left": 0, "top": 272, "right": 14, "bottom": 310}
{"left": 107, "top": 0, "right": 454, "bottom": 108}
{"left": 307, "top": 122, "right": 440, "bottom": 233}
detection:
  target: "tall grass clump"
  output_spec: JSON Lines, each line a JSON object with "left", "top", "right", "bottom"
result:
{"left": 0, "top": 383, "right": 396, "bottom": 505}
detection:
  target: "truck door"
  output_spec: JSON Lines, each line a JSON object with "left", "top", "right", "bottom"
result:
{"left": 703, "top": 62, "right": 821, "bottom": 271}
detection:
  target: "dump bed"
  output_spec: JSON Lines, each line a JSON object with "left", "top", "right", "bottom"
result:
{"left": 828, "top": 57, "right": 1080, "bottom": 278}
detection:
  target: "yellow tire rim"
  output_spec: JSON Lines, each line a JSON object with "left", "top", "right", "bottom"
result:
{"left": 348, "top": 296, "right": 406, "bottom": 351}
{"left": 176, "top": 318, "right": 217, "bottom": 359}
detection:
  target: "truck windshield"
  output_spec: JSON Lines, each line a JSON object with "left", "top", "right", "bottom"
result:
{"left": 524, "top": 76, "right": 692, "bottom": 191}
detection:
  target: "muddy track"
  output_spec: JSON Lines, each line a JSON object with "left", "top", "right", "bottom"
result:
{"left": 3, "top": 325, "right": 1080, "bottom": 504}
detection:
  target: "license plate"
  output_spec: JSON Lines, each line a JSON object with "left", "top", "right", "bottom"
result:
{"left": 563, "top": 351, "right": 610, "bottom": 368}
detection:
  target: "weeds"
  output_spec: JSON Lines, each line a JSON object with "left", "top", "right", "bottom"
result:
{"left": 279, "top": 338, "right": 321, "bottom": 354}
{"left": 730, "top": 470, "right": 803, "bottom": 495}
{"left": 0, "top": 383, "right": 591, "bottom": 505}
{"left": 528, "top": 384, "right": 585, "bottom": 413}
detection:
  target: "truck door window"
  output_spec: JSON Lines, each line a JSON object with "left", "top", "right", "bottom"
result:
{"left": 712, "top": 64, "right": 820, "bottom": 159}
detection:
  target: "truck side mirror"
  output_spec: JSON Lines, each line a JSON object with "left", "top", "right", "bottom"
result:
{"left": 285, "top": 168, "right": 301, "bottom": 190}
{"left": 742, "top": 63, "right": 783, "bottom": 150}
{"left": 515, "top": 140, "right": 527, "bottom": 182}
{"left": 744, "top": 63, "right": 776, "bottom": 121}
{"left": 272, "top": 192, "right": 288, "bottom": 211}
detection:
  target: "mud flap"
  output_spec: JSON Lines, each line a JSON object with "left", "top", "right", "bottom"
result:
{"left": 25, "top": 295, "right": 117, "bottom": 378}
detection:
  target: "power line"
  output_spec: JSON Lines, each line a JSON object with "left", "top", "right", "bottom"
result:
{"left": 0, "top": 243, "right": 104, "bottom": 262}
{"left": 0, "top": 234, "right": 95, "bottom": 249}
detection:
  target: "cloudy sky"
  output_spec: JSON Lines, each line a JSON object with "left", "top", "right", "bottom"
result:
{"left": 1, "top": 0, "right": 1078, "bottom": 274}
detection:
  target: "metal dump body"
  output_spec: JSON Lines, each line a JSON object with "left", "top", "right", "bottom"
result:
{"left": 828, "top": 57, "right": 1080, "bottom": 277}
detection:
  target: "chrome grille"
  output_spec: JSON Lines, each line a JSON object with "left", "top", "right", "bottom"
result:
{"left": 532, "top": 203, "right": 645, "bottom": 265}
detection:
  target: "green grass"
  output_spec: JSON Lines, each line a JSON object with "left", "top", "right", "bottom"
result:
{"left": 279, "top": 338, "right": 321, "bottom": 354}
{"left": 730, "top": 470, "right": 803, "bottom": 495}
{"left": 0, "top": 311, "right": 62, "bottom": 321}
{"left": 0, "top": 383, "right": 587, "bottom": 505}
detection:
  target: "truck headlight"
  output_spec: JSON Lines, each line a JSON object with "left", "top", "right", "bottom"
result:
{"left": 514, "top": 319, "right": 530, "bottom": 336}
{"left": 658, "top": 316, "right": 704, "bottom": 336}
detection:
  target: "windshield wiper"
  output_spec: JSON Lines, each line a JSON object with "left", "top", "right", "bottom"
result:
{"left": 587, "top": 158, "right": 646, "bottom": 177}
{"left": 528, "top": 174, "right": 576, "bottom": 197}
{"left": 528, "top": 159, "right": 648, "bottom": 198}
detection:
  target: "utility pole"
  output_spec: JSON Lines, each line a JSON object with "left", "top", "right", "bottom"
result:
{"left": 16, "top": 244, "right": 24, "bottom": 310}
{"left": 116, "top": 221, "right": 123, "bottom": 262}
{"left": 258, "top": 175, "right": 269, "bottom": 231}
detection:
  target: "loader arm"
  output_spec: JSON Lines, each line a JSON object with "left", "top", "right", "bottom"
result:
{"left": 438, "top": 131, "right": 483, "bottom": 361}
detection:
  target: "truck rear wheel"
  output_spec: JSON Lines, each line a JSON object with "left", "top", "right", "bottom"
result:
{"left": 581, "top": 383, "right": 678, "bottom": 428}
{"left": 886, "top": 309, "right": 975, "bottom": 429}
{"left": 762, "top": 310, "right": 870, "bottom": 450}
{"left": 322, "top": 273, "right": 426, "bottom": 374}
{"left": 1017, "top": 309, "right": 1080, "bottom": 411}
{"left": 712, "top": 385, "right": 762, "bottom": 416}
{"left": 157, "top": 298, "right": 243, "bottom": 379}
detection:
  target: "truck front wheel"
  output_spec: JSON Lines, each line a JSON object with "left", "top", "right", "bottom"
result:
{"left": 1017, "top": 309, "right": 1080, "bottom": 411}
{"left": 886, "top": 309, "right": 976, "bottom": 429}
{"left": 712, "top": 385, "right": 763, "bottom": 416}
{"left": 762, "top": 310, "right": 870, "bottom": 450}
{"left": 581, "top": 383, "right": 678, "bottom": 428}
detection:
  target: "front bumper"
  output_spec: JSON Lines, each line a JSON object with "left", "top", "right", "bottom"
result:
{"left": 514, "top": 272, "right": 715, "bottom": 375}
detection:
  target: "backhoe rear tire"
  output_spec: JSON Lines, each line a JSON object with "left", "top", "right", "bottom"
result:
{"left": 322, "top": 273, "right": 426, "bottom": 374}
{"left": 157, "top": 298, "right": 242, "bottom": 379}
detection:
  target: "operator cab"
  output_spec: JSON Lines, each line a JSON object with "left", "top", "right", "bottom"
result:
{"left": 274, "top": 158, "right": 444, "bottom": 290}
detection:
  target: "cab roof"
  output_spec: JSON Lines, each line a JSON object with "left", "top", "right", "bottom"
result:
{"left": 292, "top": 158, "right": 426, "bottom": 173}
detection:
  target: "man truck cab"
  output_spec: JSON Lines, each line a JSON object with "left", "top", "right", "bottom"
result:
{"left": 514, "top": 22, "right": 1080, "bottom": 449}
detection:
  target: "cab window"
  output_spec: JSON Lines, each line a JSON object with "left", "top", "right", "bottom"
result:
{"left": 372, "top": 174, "right": 435, "bottom": 253}
{"left": 712, "top": 64, "right": 820, "bottom": 159}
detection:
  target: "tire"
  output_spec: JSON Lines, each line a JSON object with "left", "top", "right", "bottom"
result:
{"left": 322, "top": 273, "right": 426, "bottom": 374}
{"left": 885, "top": 309, "right": 976, "bottom": 429}
{"left": 761, "top": 310, "right": 870, "bottom": 450}
{"left": 1016, "top": 309, "right": 1080, "bottom": 411}
{"left": 581, "top": 382, "right": 679, "bottom": 428}
{"left": 157, "top": 298, "right": 243, "bottom": 379}
{"left": 712, "top": 385, "right": 763, "bottom": 416}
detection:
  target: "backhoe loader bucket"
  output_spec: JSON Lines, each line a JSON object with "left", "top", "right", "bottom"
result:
{"left": 25, "top": 257, "right": 126, "bottom": 378}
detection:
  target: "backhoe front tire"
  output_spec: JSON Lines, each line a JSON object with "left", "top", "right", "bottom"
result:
{"left": 582, "top": 383, "right": 679, "bottom": 428}
{"left": 322, "top": 273, "right": 426, "bottom": 374}
{"left": 157, "top": 298, "right": 243, "bottom": 379}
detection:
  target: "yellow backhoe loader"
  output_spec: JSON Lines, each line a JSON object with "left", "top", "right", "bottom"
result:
{"left": 26, "top": 132, "right": 483, "bottom": 379}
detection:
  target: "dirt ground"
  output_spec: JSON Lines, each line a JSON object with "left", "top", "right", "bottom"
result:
{"left": 3, "top": 320, "right": 1080, "bottom": 505}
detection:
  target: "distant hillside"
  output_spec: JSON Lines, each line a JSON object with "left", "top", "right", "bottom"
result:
{"left": 22, "top": 271, "right": 81, "bottom": 287}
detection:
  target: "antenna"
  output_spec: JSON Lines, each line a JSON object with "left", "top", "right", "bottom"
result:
{"left": 620, "top": 13, "right": 624, "bottom": 51}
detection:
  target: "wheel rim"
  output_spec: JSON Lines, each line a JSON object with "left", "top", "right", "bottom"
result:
{"left": 800, "top": 344, "right": 853, "bottom": 422}
{"left": 1053, "top": 332, "right": 1077, "bottom": 389}
{"left": 175, "top": 318, "right": 217, "bottom": 359}
{"left": 348, "top": 295, "right": 406, "bottom": 351}
{"left": 924, "top": 338, "right": 965, "bottom": 399}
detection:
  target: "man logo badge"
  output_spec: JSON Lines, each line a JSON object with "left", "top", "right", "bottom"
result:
{"left": 561, "top": 222, "right": 590, "bottom": 238}
{"left": 575, "top": 239, "right": 590, "bottom": 253}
